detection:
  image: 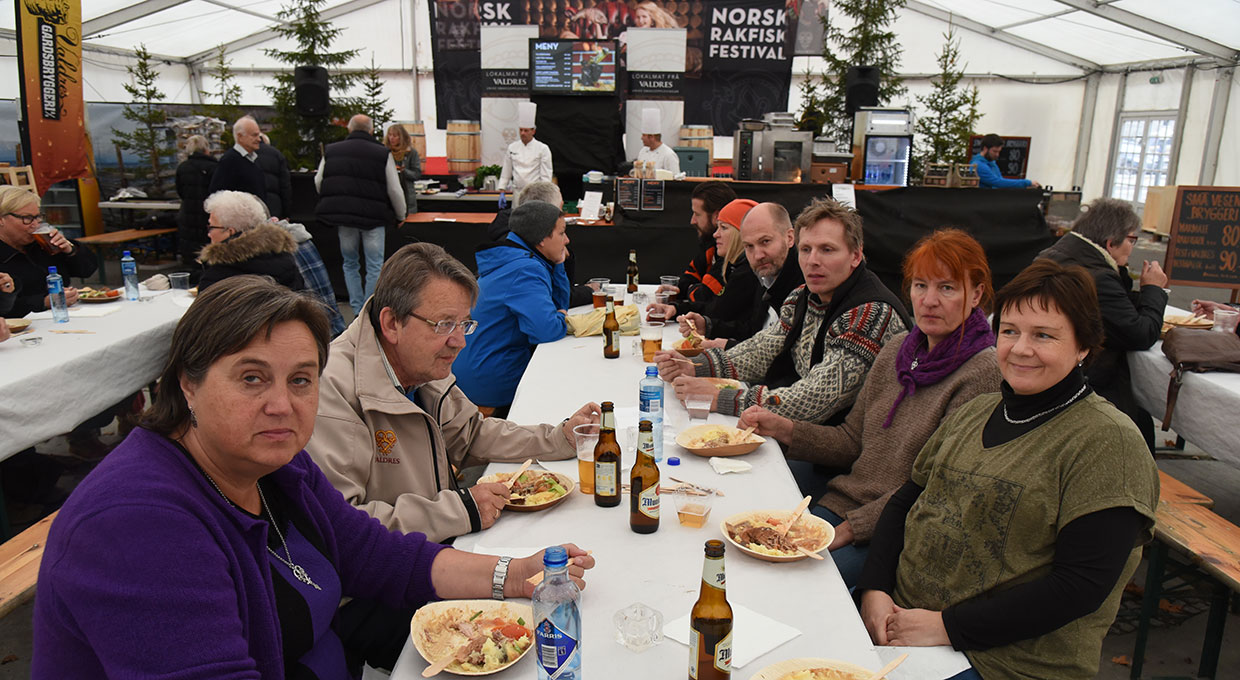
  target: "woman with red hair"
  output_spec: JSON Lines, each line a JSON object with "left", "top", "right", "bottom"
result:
{"left": 740, "top": 228, "right": 1001, "bottom": 587}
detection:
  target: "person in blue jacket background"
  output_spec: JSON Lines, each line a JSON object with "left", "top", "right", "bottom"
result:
{"left": 455, "top": 200, "right": 570, "bottom": 414}
{"left": 971, "top": 133, "right": 1041, "bottom": 189}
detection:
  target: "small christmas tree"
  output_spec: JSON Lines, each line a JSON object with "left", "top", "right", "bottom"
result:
{"left": 801, "top": 0, "right": 907, "bottom": 146}
{"left": 263, "top": 0, "right": 362, "bottom": 169}
{"left": 112, "top": 45, "right": 175, "bottom": 197}
{"left": 199, "top": 46, "right": 242, "bottom": 147}
{"left": 912, "top": 29, "right": 983, "bottom": 182}
{"left": 358, "top": 55, "right": 394, "bottom": 134}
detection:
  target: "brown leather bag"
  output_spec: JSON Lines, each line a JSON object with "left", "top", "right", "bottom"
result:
{"left": 1160, "top": 327, "right": 1240, "bottom": 429}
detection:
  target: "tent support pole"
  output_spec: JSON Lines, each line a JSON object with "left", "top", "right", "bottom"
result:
{"left": 187, "top": 61, "right": 203, "bottom": 106}
{"left": 1072, "top": 73, "right": 1099, "bottom": 190}
{"left": 1199, "top": 67, "right": 1234, "bottom": 186}
{"left": 409, "top": 0, "right": 421, "bottom": 122}
{"left": 1102, "top": 73, "right": 1128, "bottom": 200}
{"left": 1166, "top": 64, "right": 1194, "bottom": 186}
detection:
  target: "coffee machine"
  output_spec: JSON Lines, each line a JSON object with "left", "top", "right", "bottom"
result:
{"left": 733, "top": 113, "right": 814, "bottom": 182}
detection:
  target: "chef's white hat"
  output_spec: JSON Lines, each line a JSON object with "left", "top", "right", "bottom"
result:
{"left": 641, "top": 108, "right": 662, "bottom": 135}
{"left": 518, "top": 101, "right": 537, "bottom": 128}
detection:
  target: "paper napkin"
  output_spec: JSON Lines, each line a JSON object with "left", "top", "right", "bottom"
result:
{"left": 664, "top": 603, "right": 801, "bottom": 669}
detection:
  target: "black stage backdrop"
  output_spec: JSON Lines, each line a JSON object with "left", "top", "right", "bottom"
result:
{"left": 532, "top": 95, "right": 624, "bottom": 200}
{"left": 428, "top": 0, "right": 793, "bottom": 130}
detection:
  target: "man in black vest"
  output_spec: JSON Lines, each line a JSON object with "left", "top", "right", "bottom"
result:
{"left": 207, "top": 116, "right": 267, "bottom": 200}
{"left": 655, "top": 197, "right": 911, "bottom": 425}
{"left": 315, "top": 114, "right": 406, "bottom": 313}
{"left": 256, "top": 133, "right": 293, "bottom": 219}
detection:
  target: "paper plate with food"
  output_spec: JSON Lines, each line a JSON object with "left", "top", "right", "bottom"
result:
{"left": 5, "top": 318, "right": 31, "bottom": 333}
{"left": 673, "top": 334, "right": 704, "bottom": 357}
{"left": 410, "top": 600, "right": 534, "bottom": 675}
{"left": 752, "top": 658, "right": 885, "bottom": 680}
{"left": 676, "top": 424, "right": 764, "bottom": 457}
{"left": 721, "top": 509, "right": 834, "bottom": 563}
{"left": 477, "top": 470, "right": 574, "bottom": 512}
{"left": 702, "top": 377, "right": 742, "bottom": 390}
{"left": 77, "top": 287, "right": 122, "bottom": 303}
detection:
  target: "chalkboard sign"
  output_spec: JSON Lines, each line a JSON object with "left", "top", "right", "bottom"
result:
{"left": 1164, "top": 186, "right": 1240, "bottom": 290}
{"left": 640, "top": 180, "right": 665, "bottom": 211}
{"left": 616, "top": 178, "right": 641, "bottom": 211}
{"left": 969, "top": 135, "right": 1031, "bottom": 179}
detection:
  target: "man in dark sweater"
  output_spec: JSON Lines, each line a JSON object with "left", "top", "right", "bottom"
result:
{"left": 658, "top": 181, "right": 736, "bottom": 306}
{"left": 676, "top": 202, "right": 803, "bottom": 349}
{"left": 315, "top": 114, "right": 406, "bottom": 313}
{"left": 207, "top": 116, "right": 267, "bottom": 200}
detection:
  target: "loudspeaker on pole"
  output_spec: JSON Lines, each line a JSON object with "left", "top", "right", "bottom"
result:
{"left": 845, "top": 66, "right": 880, "bottom": 117}
{"left": 294, "top": 66, "right": 330, "bottom": 117}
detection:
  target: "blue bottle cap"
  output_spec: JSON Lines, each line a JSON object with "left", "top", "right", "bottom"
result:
{"left": 47, "top": 266, "right": 57, "bottom": 274}
{"left": 645, "top": 366, "right": 658, "bottom": 376}
{"left": 123, "top": 250, "right": 131, "bottom": 257}
{"left": 543, "top": 545, "right": 568, "bottom": 568}
{"left": 667, "top": 457, "right": 680, "bottom": 466}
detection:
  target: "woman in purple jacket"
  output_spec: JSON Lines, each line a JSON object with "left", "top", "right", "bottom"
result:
{"left": 33, "top": 276, "right": 594, "bottom": 679}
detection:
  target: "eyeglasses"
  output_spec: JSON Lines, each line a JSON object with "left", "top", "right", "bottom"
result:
{"left": 408, "top": 311, "right": 477, "bottom": 335}
{"left": 6, "top": 212, "right": 44, "bottom": 225}
{"left": 206, "top": 226, "right": 229, "bottom": 233}
{"left": 1125, "top": 234, "right": 1139, "bottom": 243}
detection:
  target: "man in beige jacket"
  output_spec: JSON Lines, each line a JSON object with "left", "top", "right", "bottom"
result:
{"left": 310, "top": 242, "right": 599, "bottom": 544}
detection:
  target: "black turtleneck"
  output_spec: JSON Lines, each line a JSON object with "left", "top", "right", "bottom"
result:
{"left": 856, "top": 368, "right": 1145, "bottom": 651}
{"left": 982, "top": 368, "right": 1091, "bottom": 447}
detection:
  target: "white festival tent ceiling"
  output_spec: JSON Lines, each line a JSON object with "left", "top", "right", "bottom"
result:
{"left": 3, "top": 0, "right": 1235, "bottom": 81}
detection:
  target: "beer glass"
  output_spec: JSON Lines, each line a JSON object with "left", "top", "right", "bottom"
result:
{"left": 589, "top": 278, "right": 610, "bottom": 309}
{"left": 659, "top": 275, "right": 679, "bottom": 301}
{"left": 573, "top": 423, "right": 600, "bottom": 494}
{"left": 640, "top": 321, "right": 663, "bottom": 362}
{"left": 31, "top": 225, "right": 60, "bottom": 255}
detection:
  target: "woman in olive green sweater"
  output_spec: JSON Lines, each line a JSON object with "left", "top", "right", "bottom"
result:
{"left": 740, "top": 229, "right": 1001, "bottom": 587}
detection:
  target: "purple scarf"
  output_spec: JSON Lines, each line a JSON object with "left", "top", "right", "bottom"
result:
{"left": 882, "top": 306, "right": 995, "bottom": 428}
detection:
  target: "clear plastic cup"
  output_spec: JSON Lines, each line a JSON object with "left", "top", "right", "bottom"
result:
{"left": 573, "top": 423, "right": 599, "bottom": 494}
{"left": 169, "top": 272, "right": 191, "bottom": 298}
{"left": 613, "top": 602, "right": 664, "bottom": 652}
{"left": 674, "top": 489, "right": 713, "bottom": 528}
{"left": 1213, "top": 308, "right": 1239, "bottom": 333}
{"left": 685, "top": 395, "right": 712, "bottom": 423}
{"left": 640, "top": 321, "right": 663, "bottom": 362}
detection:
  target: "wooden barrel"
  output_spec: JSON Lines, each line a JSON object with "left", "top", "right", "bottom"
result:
{"left": 446, "top": 120, "right": 481, "bottom": 174}
{"left": 403, "top": 121, "right": 426, "bottom": 171}
{"left": 679, "top": 124, "right": 713, "bottom": 166}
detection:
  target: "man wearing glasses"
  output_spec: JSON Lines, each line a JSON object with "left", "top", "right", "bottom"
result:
{"left": 310, "top": 242, "right": 598, "bottom": 542}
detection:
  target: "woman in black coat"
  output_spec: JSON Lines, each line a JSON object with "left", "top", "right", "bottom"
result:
{"left": 174, "top": 135, "right": 218, "bottom": 263}
{"left": 1037, "top": 198, "right": 1167, "bottom": 450}
{"left": 198, "top": 191, "right": 304, "bottom": 292}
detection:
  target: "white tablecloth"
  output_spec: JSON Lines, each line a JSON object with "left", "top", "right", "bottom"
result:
{"left": 0, "top": 291, "right": 188, "bottom": 458}
{"left": 389, "top": 302, "right": 969, "bottom": 679}
{"left": 1130, "top": 337, "right": 1240, "bottom": 467}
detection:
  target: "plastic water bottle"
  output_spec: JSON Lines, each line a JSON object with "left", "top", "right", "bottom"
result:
{"left": 120, "top": 250, "right": 139, "bottom": 300}
{"left": 639, "top": 366, "right": 664, "bottom": 461}
{"left": 46, "top": 266, "right": 69, "bottom": 323}
{"left": 533, "top": 546, "right": 581, "bottom": 680}
{"left": 498, "top": 190, "right": 507, "bottom": 210}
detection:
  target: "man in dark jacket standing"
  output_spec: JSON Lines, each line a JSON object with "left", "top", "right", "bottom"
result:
{"left": 207, "top": 116, "right": 266, "bottom": 200}
{"left": 256, "top": 134, "right": 293, "bottom": 219}
{"left": 315, "top": 114, "right": 406, "bottom": 313}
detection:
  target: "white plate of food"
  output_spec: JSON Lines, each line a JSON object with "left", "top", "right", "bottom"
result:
{"left": 721, "top": 509, "right": 834, "bottom": 563}
{"left": 477, "top": 470, "right": 575, "bottom": 512}
{"left": 752, "top": 657, "right": 886, "bottom": 680}
{"left": 676, "top": 424, "right": 764, "bottom": 457}
{"left": 410, "top": 600, "right": 534, "bottom": 675}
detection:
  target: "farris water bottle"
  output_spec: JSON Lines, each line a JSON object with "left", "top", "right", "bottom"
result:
{"left": 639, "top": 366, "right": 664, "bottom": 461}
{"left": 121, "top": 250, "right": 139, "bottom": 300}
{"left": 533, "top": 546, "right": 581, "bottom": 680}
{"left": 47, "top": 266, "right": 68, "bottom": 323}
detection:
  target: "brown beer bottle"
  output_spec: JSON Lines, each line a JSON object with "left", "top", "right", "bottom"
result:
{"left": 629, "top": 420, "right": 659, "bottom": 534}
{"left": 689, "top": 540, "right": 732, "bottom": 680}
{"left": 593, "top": 403, "right": 621, "bottom": 507}
{"left": 602, "top": 298, "right": 620, "bottom": 359}
{"left": 626, "top": 249, "right": 639, "bottom": 293}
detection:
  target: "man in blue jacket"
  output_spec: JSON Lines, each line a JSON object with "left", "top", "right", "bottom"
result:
{"left": 971, "top": 133, "right": 1041, "bottom": 189}
{"left": 454, "top": 200, "right": 570, "bottom": 414}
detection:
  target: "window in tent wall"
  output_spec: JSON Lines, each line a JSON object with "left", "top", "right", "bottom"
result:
{"left": 1109, "top": 112, "right": 1177, "bottom": 211}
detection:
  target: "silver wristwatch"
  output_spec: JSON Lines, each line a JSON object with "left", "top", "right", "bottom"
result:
{"left": 492, "top": 556, "right": 512, "bottom": 600}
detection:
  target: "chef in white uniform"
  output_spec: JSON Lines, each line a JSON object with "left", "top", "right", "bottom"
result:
{"left": 635, "top": 108, "right": 680, "bottom": 174}
{"left": 498, "top": 101, "right": 554, "bottom": 192}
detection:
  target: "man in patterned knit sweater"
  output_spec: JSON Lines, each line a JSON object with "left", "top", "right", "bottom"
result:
{"left": 655, "top": 197, "right": 911, "bottom": 424}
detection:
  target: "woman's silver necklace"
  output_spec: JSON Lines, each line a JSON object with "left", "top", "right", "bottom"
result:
{"left": 1003, "top": 383, "right": 1089, "bottom": 425}
{"left": 201, "top": 472, "right": 322, "bottom": 591}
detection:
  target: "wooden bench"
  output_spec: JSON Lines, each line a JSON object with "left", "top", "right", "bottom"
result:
{"left": 0, "top": 510, "right": 57, "bottom": 619}
{"left": 1131, "top": 499, "right": 1240, "bottom": 679}
{"left": 1158, "top": 469, "right": 1214, "bottom": 507}
{"left": 78, "top": 228, "right": 178, "bottom": 285}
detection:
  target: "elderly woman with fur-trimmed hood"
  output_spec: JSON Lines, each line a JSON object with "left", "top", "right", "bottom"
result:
{"left": 198, "top": 190, "right": 304, "bottom": 292}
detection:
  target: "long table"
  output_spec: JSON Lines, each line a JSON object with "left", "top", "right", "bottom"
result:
{"left": 389, "top": 295, "right": 970, "bottom": 679}
{"left": 1130, "top": 324, "right": 1240, "bottom": 467}
{"left": 0, "top": 290, "right": 189, "bottom": 459}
